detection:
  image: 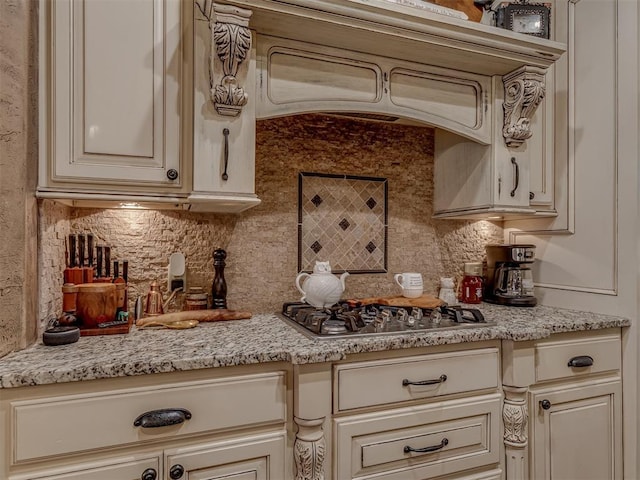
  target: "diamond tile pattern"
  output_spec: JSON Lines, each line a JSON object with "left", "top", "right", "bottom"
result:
{"left": 299, "top": 173, "right": 387, "bottom": 273}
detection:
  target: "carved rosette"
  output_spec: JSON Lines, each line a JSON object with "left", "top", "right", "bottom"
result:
{"left": 294, "top": 416, "right": 326, "bottom": 480}
{"left": 503, "top": 386, "right": 528, "bottom": 447}
{"left": 195, "top": 1, "right": 252, "bottom": 116}
{"left": 502, "top": 66, "right": 546, "bottom": 147}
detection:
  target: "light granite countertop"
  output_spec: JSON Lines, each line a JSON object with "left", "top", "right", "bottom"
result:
{"left": 0, "top": 304, "right": 630, "bottom": 388}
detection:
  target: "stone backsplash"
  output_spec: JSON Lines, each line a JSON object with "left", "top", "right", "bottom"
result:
{"left": 38, "top": 114, "right": 502, "bottom": 333}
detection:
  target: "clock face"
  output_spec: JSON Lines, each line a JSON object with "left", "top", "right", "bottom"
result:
{"left": 513, "top": 13, "right": 543, "bottom": 33}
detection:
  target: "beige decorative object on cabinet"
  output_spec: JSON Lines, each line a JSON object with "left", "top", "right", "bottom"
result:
{"left": 503, "top": 386, "right": 529, "bottom": 480}
{"left": 502, "top": 66, "right": 547, "bottom": 147}
{"left": 294, "top": 416, "right": 326, "bottom": 480}
{"left": 196, "top": 1, "right": 252, "bottom": 116}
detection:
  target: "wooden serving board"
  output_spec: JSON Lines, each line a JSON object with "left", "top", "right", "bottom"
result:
{"left": 356, "top": 294, "right": 445, "bottom": 309}
{"left": 136, "top": 309, "right": 252, "bottom": 327}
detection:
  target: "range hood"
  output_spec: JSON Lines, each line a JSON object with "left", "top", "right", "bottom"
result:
{"left": 190, "top": 0, "right": 565, "bottom": 214}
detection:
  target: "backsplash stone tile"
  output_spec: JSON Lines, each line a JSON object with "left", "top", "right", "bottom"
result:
{"left": 38, "top": 114, "right": 502, "bottom": 335}
{"left": 299, "top": 172, "right": 388, "bottom": 273}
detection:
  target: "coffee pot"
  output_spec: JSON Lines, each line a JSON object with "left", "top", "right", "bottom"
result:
{"left": 485, "top": 244, "right": 537, "bottom": 307}
{"left": 295, "top": 261, "right": 349, "bottom": 309}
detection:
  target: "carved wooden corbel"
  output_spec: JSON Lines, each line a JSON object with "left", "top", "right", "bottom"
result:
{"left": 195, "top": 1, "right": 252, "bottom": 116}
{"left": 502, "top": 66, "right": 546, "bottom": 147}
{"left": 503, "top": 386, "right": 529, "bottom": 480}
{"left": 294, "top": 416, "right": 326, "bottom": 480}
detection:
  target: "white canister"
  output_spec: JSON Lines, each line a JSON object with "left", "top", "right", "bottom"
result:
{"left": 438, "top": 277, "right": 459, "bottom": 305}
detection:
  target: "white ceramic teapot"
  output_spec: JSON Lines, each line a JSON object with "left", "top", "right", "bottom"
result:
{"left": 295, "top": 261, "right": 349, "bottom": 308}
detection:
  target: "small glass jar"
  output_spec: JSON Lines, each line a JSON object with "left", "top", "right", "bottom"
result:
{"left": 184, "top": 287, "right": 208, "bottom": 311}
{"left": 460, "top": 262, "right": 483, "bottom": 304}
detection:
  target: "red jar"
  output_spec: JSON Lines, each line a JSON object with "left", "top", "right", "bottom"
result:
{"left": 460, "top": 262, "right": 483, "bottom": 304}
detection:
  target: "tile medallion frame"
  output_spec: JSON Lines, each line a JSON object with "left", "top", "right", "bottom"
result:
{"left": 298, "top": 172, "right": 388, "bottom": 273}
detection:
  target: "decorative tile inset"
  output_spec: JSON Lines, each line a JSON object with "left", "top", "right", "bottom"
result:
{"left": 298, "top": 172, "right": 388, "bottom": 273}
{"left": 311, "top": 194, "right": 323, "bottom": 207}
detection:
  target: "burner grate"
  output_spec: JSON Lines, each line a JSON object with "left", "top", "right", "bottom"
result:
{"left": 280, "top": 301, "right": 493, "bottom": 339}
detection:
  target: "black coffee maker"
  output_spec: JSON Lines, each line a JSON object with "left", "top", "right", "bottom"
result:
{"left": 485, "top": 244, "right": 537, "bottom": 307}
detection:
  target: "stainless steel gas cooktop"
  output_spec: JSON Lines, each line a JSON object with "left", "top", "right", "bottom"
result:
{"left": 280, "top": 301, "right": 494, "bottom": 339}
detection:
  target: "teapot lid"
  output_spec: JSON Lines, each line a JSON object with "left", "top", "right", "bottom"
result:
{"left": 312, "top": 261, "right": 332, "bottom": 273}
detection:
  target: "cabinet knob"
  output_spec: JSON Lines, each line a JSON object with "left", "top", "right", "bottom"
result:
{"left": 167, "top": 169, "right": 179, "bottom": 181}
{"left": 540, "top": 399, "right": 552, "bottom": 410}
{"left": 141, "top": 468, "right": 157, "bottom": 480}
{"left": 169, "top": 464, "right": 185, "bottom": 479}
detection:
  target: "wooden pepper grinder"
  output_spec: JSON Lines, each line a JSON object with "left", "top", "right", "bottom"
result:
{"left": 211, "top": 249, "right": 227, "bottom": 309}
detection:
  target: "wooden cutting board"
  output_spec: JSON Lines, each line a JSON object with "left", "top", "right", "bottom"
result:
{"left": 356, "top": 294, "right": 445, "bottom": 308}
{"left": 136, "top": 309, "right": 252, "bottom": 327}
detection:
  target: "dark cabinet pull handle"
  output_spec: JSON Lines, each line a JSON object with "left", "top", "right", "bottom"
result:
{"left": 169, "top": 464, "right": 185, "bottom": 479}
{"left": 404, "top": 437, "right": 449, "bottom": 454}
{"left": 510, "top": 157, "right": 519, "bottom": 197}
{"left": 402, "top": 374, "right": 447, "bottom": 387}
{"left": 133, "top": 408, "right": 192, "bottom": 428}
{"left": 141, "top": 468, "right": 157, "bottom": 480}
{"left": 540, "top": 399, "right": 552, "bottom": 410}
{"left": 568, "top": 355, "right": 594, "bottom": 368}
{"left": 222, "top": 128, "right": 230, "bottom": 181}
{"left": 166, "top": 168, "right": 179, "bottom": 181}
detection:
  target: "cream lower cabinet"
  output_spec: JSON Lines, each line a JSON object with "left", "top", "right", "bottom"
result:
{"left": 502, "top": 329, "right": 623, "bottom": 480}
{"left": 294, "top": 344, "right": 504, "bottom": 480}
{"left": 0, "top": 367, "right": 289, "bottom": 480}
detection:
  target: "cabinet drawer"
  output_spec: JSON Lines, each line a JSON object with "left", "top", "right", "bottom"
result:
{"left": 11, "top": 372, "right": 286, "bottom": 463}
{"left": 535, "top": 331, "right": 621, "bottom": 383}
{"left": 334, "top": 393, "right": 501, "bottom": 479}
{"left": 335, "top": 348, "right": 499, "bottom": 411}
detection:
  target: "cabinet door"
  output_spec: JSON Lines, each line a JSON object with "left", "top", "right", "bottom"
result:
{"left": 47, "top": 0, "right": 183, "bottom": 188}
{"left": 12, "top": 456, "right": 160, "bottom": 480}
{"left": 165, "top": 432, "right": 286, "bottom": 480}
{"left": 530, "top": 379, "right": 622, "bottom": 480}
{"left": 190, "top": 5, "right": 260, "bottom": 212}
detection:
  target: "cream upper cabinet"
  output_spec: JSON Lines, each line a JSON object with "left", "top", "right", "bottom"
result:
{"left": 189, "top": 2, "right": 261, "bottom": 213}
{"left": 38, "top": 0, "right": 187, "bottom": 201}
{"left": 433, "top": 70, "right": 552, "bottom": 220}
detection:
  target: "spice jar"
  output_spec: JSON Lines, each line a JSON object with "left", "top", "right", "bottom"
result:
{"left": 460, "top": 262, "right": 483, "bottom": 304}
{"left": 184, "top": 287, "right": 208, "bottom": 311}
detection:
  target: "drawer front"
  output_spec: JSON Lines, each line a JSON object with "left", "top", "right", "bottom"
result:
{"left": 334, "top": 393, "right": 501, "bottom": 479}
{"left": 535, "top": 332, "right": 621, "bottom": 383}
{"left": 10, "top": 455, "right": 161, "bottom": 480}
{"left": 12, "top": 372, "right": 286, "bottom": 463}
{"left": 335, "top": 348, "right": 499, "bottom": 411}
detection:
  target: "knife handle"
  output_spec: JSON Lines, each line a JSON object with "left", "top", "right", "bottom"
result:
{"left": 105, "top": 247, "right": 111, "bottom": 278}
{"left": 87, "top": 234, "right": 94, "bottom": 267}
{"left": 96, "top": 246, "right": 103, "bottom": 278}
{"left": 78, "top": 234, "right": 85, "bottom": 268}
{"left": 68, "top": 235, "right": 77, "bottom": 268}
